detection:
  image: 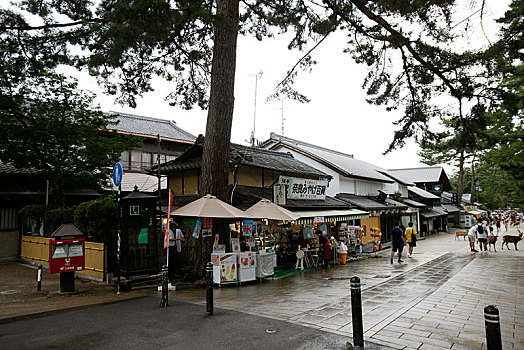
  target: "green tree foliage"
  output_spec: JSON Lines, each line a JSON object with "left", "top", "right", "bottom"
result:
{"left": 44, "top": 207, "right": 76, "bottom": 235}
{"left": 75, "top": 196, "right": 118, "bottom": 242}
{"left": 1, "top": 0, "right": 510, "bottom": 270}
{"left": 0, "top": 73, "right": 142, "bottom": 204}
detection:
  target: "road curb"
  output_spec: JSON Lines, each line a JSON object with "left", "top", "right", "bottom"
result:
{"left": 0, "top": 294, "right": 146, "bottom": 325}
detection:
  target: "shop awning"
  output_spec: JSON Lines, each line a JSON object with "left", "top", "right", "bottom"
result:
{"left": 293, "top": 209, "right": 369, "bottom": 225}
{"left": 466, "top": 209, "right": 484, "bottom": 216}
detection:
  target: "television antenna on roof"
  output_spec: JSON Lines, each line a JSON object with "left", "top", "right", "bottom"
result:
{"left": 249, "top": 70, "right": 263, "bottom": 147}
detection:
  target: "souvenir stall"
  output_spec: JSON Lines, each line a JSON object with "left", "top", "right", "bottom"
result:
{"left": 337, "top": 223, "right": 363, "bottom": 258}
{"left": 170, "top": 194, "right": 254, "bottom": 286}
{"left": 244, "top": 198, "right": 301, "bottom": 277}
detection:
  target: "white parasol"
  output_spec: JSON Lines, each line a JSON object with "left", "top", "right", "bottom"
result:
{"left": 244, "top": 198, "right": 300, "bottom": 221}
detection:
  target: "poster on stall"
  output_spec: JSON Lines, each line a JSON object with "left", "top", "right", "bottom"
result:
{"left": 318, "top": 224, "right": 328, "bottom": 236}
{"left": 213, "top": 234, "right": 220, "bottom": 251}
{"left": 192, "top": 219, "right": 202, "bottom": 239}
{"left": 220, "top": 254, "right": 237, "bottom": 282}
{"left": 249, "top": 252, "right": 256, "bottom": 267}
{"left": 246, "top": 238, "right": 255, "bottom": 248}
{"left": 231, "top": 237, "right": 240, "bottom": 252}
{"left": 202, "top": 217, "right": 213, "bottom": 237}
{"left": 304, "top": 226, "right": 315, "bottom": 239}
{"left": 243, "top": 220, "right": 254, "bottom": 236}
{"left": 211, "top": 254, "right": 220, "bottom": 266}
{"left": 240, "top": 255, "right": 249, "bottom": 268}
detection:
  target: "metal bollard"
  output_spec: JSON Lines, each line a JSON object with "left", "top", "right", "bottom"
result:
{"left": 37, "top": 265, "right": 42, "bottom": 291}
{"left": 484, "top": 305, "right": 502, "bottom": 350}
{"left": 160, "top": 264, "right": 169, "bottom": 307}
{"left": 206, "top": 262, "right": 213, "bottom": 315}
{"left": 350, "top": 276, "right": 364, "bottom": 348}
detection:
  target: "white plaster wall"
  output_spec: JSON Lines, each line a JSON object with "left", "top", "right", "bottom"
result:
{"left": 355, "top": 179, "right": 385, "bottom": 196}
{"left": 384, "top": 182, "right": 398, "bottom": 194}
{"left": 339, "top": 177, "right": 356, "bottom": 194}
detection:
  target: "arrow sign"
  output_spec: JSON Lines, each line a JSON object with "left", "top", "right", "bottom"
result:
{"left": 113, "top": 162, "right": 123, "bottom": 187}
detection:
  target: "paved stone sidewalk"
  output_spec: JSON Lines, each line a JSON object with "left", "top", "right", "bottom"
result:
{"left": 0, "top": 262, "right": 141, "bottom": 322}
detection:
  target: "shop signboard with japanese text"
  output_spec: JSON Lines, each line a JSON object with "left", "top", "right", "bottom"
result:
{"left": 279, "top": 176, "right": 327, "bottom": 200}
{"left": 49, "top": 239, "right": 85, "bottom": 274}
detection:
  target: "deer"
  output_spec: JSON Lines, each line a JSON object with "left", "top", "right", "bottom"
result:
{"left": 501, "top": 231, "right": 522, "bottom": 250}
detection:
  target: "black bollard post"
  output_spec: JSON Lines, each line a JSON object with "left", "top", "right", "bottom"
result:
{"left": 350, "top": 276, "right": 364, "bottom": 348}
{"left": 484, "top": 305, "right": 502, "bottom": 350}
{"left": 160, "top": 264, "right": 169, "bottom": 307}
{"left": 206, "top": 262, "right": 213, "bottom": 315}
{"left": 37, "top": 265, "right": 42, "bottom": 291}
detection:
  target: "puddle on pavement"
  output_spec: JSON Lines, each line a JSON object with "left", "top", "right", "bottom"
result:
{"left": 0, "top": 290, "right": 21, "bottom": 295}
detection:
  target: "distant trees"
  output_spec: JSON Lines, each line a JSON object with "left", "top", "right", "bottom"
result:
{"left": 0, "top": 73, "right": 141, "bottom": 204}
{"left": 2, "top": 0, "right": 520, "bottom": 267}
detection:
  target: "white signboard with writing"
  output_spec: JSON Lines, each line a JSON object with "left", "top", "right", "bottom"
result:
{"left": 279, "top": 176, "right": 327, "bottom": 200}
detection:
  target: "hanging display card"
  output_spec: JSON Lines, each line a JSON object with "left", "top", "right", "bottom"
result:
{"left": 247, "top": 238, "right": 255, "bottom": 248}
{"left": 319, "top": 224, "right": 328, "bottom": 236}
{"left": 231, "top": 237, "right": 240, "bottom": 252}
{"left": 213, "top": 234, "right": 220, "bottom": 251}
{"left": 243, "top": 220, "right": 254, "bottom": 236}
{"left": 304, "top": 226, "right": 315, "bottom": 239}
{"left": 192, "top": 219, "right": 202, "bottom": 239}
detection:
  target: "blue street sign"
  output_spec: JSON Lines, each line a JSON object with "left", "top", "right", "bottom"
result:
{"left": 113, "top": 162, "right": 123, "bottom": 187}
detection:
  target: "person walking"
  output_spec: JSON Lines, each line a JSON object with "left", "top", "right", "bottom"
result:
{"left": 478, "top": 221, "right": 488, "bottom": 253}
{"left": 317, "top": 230, "right": 331, "bottom": 269}
{"left": 168, "top": 222, "right": 186, "bottom": 276}
{"left": 467, "top": 223, "right": 478, "bottom": 252}
{"left": 390, "top": 221, "right": 406, "bottom": 264}
{"left": 496, "top": 219, "right": 501, "bottom": 234}
{"left": 404, "top": 222, "right": 417, "bottom": 258}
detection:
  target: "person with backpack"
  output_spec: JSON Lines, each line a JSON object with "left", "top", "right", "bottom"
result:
{"left": 404, "top": 222, "right": 417, "bottom": 258}
{"left": 477, "top": 221, "right": 488, "bottom": 253}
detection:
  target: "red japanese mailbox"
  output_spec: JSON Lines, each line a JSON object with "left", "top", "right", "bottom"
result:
{"left": 49, "top": 238, "right": 85, "bottom": 274}
{"left": 49, "top": 224, "right": 85, "bottom": 292}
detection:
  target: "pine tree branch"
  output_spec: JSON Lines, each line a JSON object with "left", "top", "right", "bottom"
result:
{"left": 1, "top": 18, "right": 107, "bottom": 31}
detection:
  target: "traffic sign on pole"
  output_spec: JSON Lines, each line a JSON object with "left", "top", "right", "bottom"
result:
{"left": 113, "top": 162, "right": 123, "bottom": 187}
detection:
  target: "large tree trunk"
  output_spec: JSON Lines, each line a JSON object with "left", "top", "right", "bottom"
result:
{"left": 196, "top": 0, "right": 239, "bottom": 274}
{"left": 456, "top": 150, "right": 464, "bottom": 206}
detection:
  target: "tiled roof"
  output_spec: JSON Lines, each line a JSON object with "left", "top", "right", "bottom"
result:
{"left": 336, "top": 193, "right": 407, "bottom": 211}
{"left": 442, "top": 204, "right": 461, "bottom": 213}
{"left": 264, "top": 134, "right": 397, "bottom": 183}
{"left": 420, "top": 208, "right": 447, "bottom": 218}
{"left": 232, "top": 185, "right": 350, "bottom": 210}
{"left": 107, "top": 112, "right": 197, "bottom": 143}
{"left": 155, "top": 141, "right": 330, "bottom": 179}
{"left": 408, "top": 186, "right": 440, "bottom": 199}
{"left": 403, "top": 198, "right": 427, "bottom": 208}
{"left": 388, "top": 167, "right": 445, "bottom": 184}
{"left": 105, "top": 172, "right": 167, "bottom": 193}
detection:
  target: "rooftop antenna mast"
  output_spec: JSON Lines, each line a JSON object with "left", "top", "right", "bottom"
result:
{"left": 280, "top": 99, "right": 286, "bottom": 137}
{"left": 249, "top": 70, "right": 263, "bottom": 146}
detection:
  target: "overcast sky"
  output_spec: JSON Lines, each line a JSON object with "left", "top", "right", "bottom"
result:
{"left": 67, "top": 1, "right": 510, "bottom": 176}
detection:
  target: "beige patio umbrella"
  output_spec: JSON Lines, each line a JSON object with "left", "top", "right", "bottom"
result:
{"left": 171, "top": 194, "right": 250, "bottom": 218}
{"left": 245, "top": 198, "right": 300, "bottom": 221}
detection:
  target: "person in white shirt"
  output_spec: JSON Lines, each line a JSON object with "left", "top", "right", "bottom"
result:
{"left": 168, "top": 222, "right": 185, "bottom": 276}
{"left": 467, "top": 224, "right": 478, "bottom": 253}
{"left": 478, "top": 221, "right": 488, "bottom": 253}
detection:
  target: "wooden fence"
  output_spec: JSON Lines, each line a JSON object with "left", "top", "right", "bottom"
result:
{"left": 20, "top": 236, "right": 105, "bottom": 281}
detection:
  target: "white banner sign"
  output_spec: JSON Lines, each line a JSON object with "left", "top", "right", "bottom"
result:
{"left": 279, "top": 176, "right": 328, "bottom": 200}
